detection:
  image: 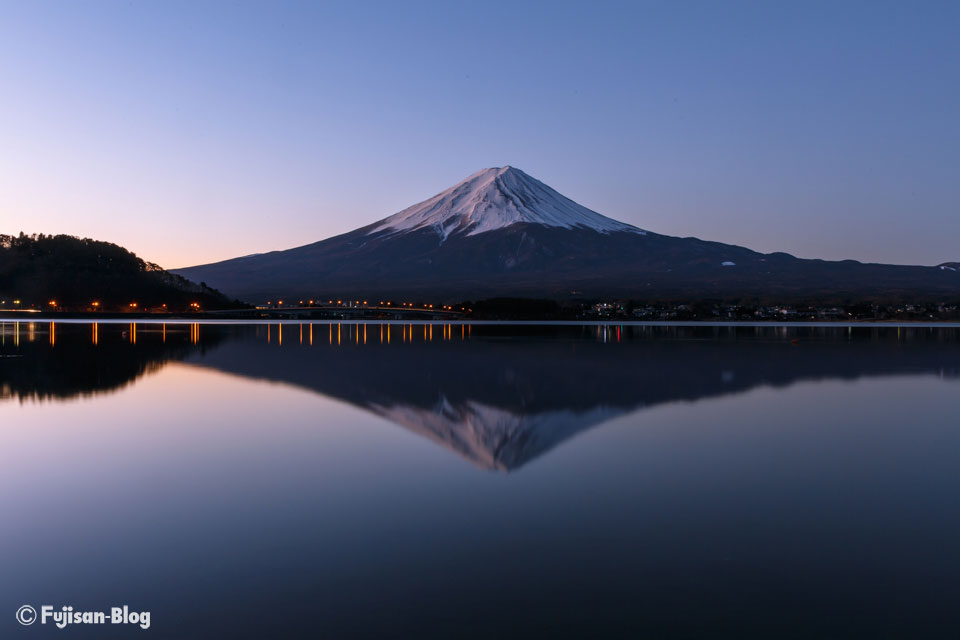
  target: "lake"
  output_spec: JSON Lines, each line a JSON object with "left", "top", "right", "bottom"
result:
{"left": 2, "top": 321, "right": 959, "bottom": 638}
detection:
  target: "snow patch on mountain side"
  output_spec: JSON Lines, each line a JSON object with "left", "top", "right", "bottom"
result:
{"left": 369, "top": 166, "right": 645, "bottom": 241}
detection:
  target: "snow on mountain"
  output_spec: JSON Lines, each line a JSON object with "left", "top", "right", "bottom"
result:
{"left": 369, "top": 166, "right": 645, "bottom": 241}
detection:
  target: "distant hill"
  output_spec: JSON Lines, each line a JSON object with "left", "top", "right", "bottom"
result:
{"left": 0, "top": 233, "right": 234, "bottom": 311}
{"left": 174, "top": 167, "right": 960, "bottom": 304}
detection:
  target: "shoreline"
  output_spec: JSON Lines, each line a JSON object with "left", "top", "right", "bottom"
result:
{"left": 3, "top": 316, "right": 960, "bottom": 328}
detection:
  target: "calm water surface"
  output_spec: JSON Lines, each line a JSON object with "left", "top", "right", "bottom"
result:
{"left": 2, "top": 321, "right": 959, "bottom": 639}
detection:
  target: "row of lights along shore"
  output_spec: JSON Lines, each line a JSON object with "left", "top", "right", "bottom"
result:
{"left": 3, "top": 299, "right": 467, "bottom": 313}
{"left": 260, "top": 300, "right": 464, "bottom": 311}
{"left": 0, "top": 300, "right": 203, "bottom": 312}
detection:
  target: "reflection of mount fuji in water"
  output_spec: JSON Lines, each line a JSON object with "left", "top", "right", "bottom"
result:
{"left": 184, "top": 325, "right": 960, "bottom": 471}
{"left": 3, "top": 323, "right": 958, "bottom": 470}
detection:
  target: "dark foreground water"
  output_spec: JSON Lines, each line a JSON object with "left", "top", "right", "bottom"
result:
{"left": 2, "top": 321, "right": 959, "bottom": 639}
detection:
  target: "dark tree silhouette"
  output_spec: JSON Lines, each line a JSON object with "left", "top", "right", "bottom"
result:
{"left": 0, "top": 232, "right": 235, "bottom": 311}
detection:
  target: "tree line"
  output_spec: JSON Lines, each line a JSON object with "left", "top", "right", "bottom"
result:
{"left": 0, "top": 232, "right": 233, "bottom": 311}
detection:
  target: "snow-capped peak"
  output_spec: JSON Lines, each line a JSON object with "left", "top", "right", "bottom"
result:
{"left": 369, "top": 166, "right": 645, "bottom": 241}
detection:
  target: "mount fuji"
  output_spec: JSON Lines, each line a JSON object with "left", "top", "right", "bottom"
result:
{"left": 174, "top": 166, "right": 959, "bottom": 302}
{"left": 368, "top": 166, "right": 642, "bottom": 240}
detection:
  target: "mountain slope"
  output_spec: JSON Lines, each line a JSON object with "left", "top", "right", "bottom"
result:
{"left": 174, "top": 167, "right": 960, "bottom": 303}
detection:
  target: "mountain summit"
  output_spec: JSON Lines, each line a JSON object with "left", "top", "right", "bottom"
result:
{"left": 370, "top": 166, "right": 643, "bottom": 241}
{"left": 173, "top": 167, "right": 959, "bottom": 302}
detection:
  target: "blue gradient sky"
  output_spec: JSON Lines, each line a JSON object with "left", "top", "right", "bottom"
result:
{"left": 1, "top": 0, "right": 957, "bottom": 268}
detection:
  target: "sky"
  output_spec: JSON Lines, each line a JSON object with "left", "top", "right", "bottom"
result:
{"left": 1, "top": 0, "right": 958, "bottom": 269}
